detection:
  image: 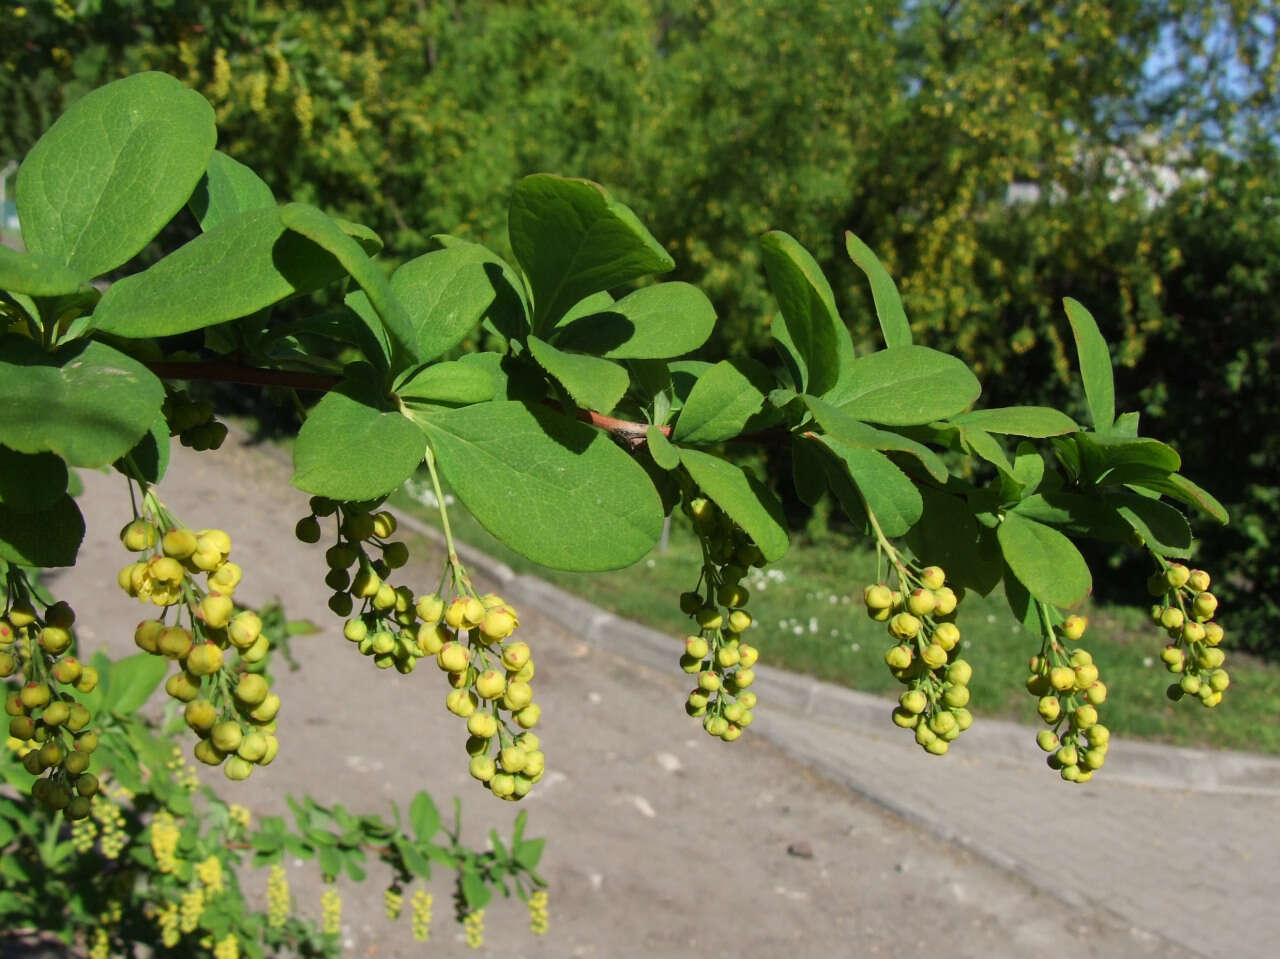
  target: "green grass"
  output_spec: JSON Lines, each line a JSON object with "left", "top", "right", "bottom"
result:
{"left": 391, "top": 474, "right": 1280, "bottom": 754}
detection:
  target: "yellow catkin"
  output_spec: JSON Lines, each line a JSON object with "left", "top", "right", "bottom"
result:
{"left": 384, "top": 887, "right": 403, "bottom": 920}
{"left": 321, "top": 888, "right": 342, "bottom": 936}
{"left": 528, "top": 889, "right": 549, "bottom": 934}
{"left": 410, "top": 890, "right": 432, "bottom": 941}
{"left": 269, "top": 46, "right": 291, "bottom": 92}
{"left": 228, "top": 804, "right": 251, "bottom": 829}
{"left": 213, "top": 934, "right": 239, "bottom": 959}
{"left": 71, "top": 815, "right": 97, "bottom": 853}
{"left": 88, "top": 929, "right": 109, "bottom": 959}
{"left": 247, "top": 72, "right": 269, "bottom": 115}
{"left": 294, "top": 90, "right": 314, "bottom": 139}
{"left": 266, "top": 864, "right": 290, "bottom": 928}
{"left": 179, "top": 887, "right": 205, "bottom": 933}
{"left": 155, "top": 901, "right": 180, "bottom": 948}
{"left": 197, "top": 856, "right": 224, "bottom": 894}
{"left": 149, "top": 811, "right": 180, "bottom": 873}
{"left": 463, "top": 909, "right": 484, "bottom": 949}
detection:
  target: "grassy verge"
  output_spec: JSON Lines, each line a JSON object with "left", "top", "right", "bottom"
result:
{"left": 390, "top": 474, "right": 1280, "bottom": 754}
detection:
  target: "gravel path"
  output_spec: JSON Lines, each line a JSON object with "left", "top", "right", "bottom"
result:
{"left": 40, "top": 433, "right": 1277, "bottom": 959}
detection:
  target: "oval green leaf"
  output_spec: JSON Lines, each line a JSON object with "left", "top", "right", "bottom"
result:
{"left": 845, "top": 231, "right": 911, "bottom": 349}
{"left": 551, "top": 282, "right": 715, "bottom": 359}
{"left": 91, "top": 207, "right": 345, "bottom": 339}
{"left": 818, "top": 437, "right": 922, "bottom": 538}
{"left": 948, "top": 407, "right": 1079, "bottom": 437}
{"left": 293, "top": 375, "right": 426, "bottom": 501}
{"left": 16, "top": 72, "right": 216, "bottom": 278}
{"left": 0, "top": 335, "right": 163, "bottom": 468}
{"left": 679, "top": 448, "right": 789, "bottom": 563}
{"left": 996, "top": 510, "right": 1092, "bottom": 608}
{"left": 389, "top": 247, "right": 498, "bottom": 362}
{"left": 188, "top": 150, "right": 276, "bottom": 232}
{"left": 835, "top": 345, "right": 980, "bottom": 426}
{"left": 0, "top": 246, "right": 89, "bottom": 298}
{"left": 508, "top": 175, "right": 673, "bottom": 331}
{"left": 673, "top": 360, "right": 765, "bottom": 445}
{"left": 1063, "top": 298, "right": 1115, "bottom": 434}
{"left": 0, "top": 494, "right": 84, "bottom": 568}
{"left": 0, "top": 445, "right": 67, "bottom": 513}
{"left": 760, "top": 231, "right": 852, "bottom": 396}
{"left": 398, "top": 361, "right": 495, "bottom": 408}
{"left": 422, "top": 401, "right": 663, "bottom": 571}
{"left": 527, "top": 336, "right": 629, "bottom": 413}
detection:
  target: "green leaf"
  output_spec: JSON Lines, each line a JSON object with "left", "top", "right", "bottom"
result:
{"left": 513, "top": 837, "right": 545, "bottom": 871}
{"left": 1110, "top": 488, "right": 1192, "bottom": 557}
{"left": 292, "top": 373, "right": 426, "bottom": 501}
{"left": 0, "top": 335, "right": 163, "bottom": 467}
{"left": 844, "top": 231, "right": 910, "bottom": 349}
{"left": 396, "top": 838, "right": 433, "bottom": 879}
{"left": 334, "top": 217, "right": 383, "bottom": 256}
{"left": 646, "top": 426, "right": 680, "bottom": 470}
{"left": 1010, "top": 492, "right": 1130, "bottom": 541}
{"left": 421, "top": 402, "right": 663, "bottom": 570}
{"left": 1162, "top": 473, "right": 1229, "bottom": 525}
{"left": 430, "top": 235, "right": 531, "bottom": 340}
{"left": 508, "top": 174, "right": 674, "bottom": 330}
{"left": 1112, "top": 411, "right": 1141, "bottom": 437}
{"left": 1099, "top": 466, "right": 1229, "bottom": 524}
{"left": 16, "top": 72, "right": 216, "bottom": 278}
{"left": 803, "top": 396, "right": 947, "bottom": 482}
{"left": 1002, "top": 563, "right": 1045, "bottom": 634}
{"left": 0, "top": 494, "right": 84, "bottom": 567}
{"left": 0, "top": 445, "right": 67, "bottom": 512}
{"left": 268, "top": 306, "right": 388, "bottom": 367}
{"left": 0, "top": 246, "right": 89, "bottom": 297}
{"left": 1011, "top": 443, "right": 1044, "bottom": 497}
{"left": 91, "top": 207, "right": 345, "bottom": 339}
{"left": 678, "top": 448, "right": 788, "bottom": 562}
{"left": 101, "top": 653, "right": 169, "bottom": 716}
{"left": 188, "top": 150, "right": 276, "bottom": 232}
{"left": 527, "top": 335, "right": 629, "bottom": 413}
{"left": 759, "top": 231, "right": 851, "bottom": 396}
{"left": 383, "top": 248, "right": 498, "bottom": 362}
{"left": 1062, "top": 298, "right": 1115, "bottom": 434}
{"left": 904, "top": 488, "right": 1004, "bottom": 596}
{"left": 344, "top": 849, "right": 367, "bottom": 882}
{"left": 1077, "top": 433, "right": 1181, "bottom": 476}
{"left": 672, "top": 361, "right": 765, "bottom": 445}
{"left": 115, "top": 415, "right": 170, "bottom": 486}
{"left": 959, "top": 427, "right": 1015, "bottom": 478}
{"left": 817, "top": 437, "right": 922, "bottom": 538}
{"left": 791, "top": 434, "right": 829, "bottom": 507}
{"left": 996, "top": 511, "right": 1092, "bottom": 608}
{"left": 948, "top": 407, "right": 1079, "bottom": 437}
{"left": 318, "top": 846, "right": 341, "bottom": 880}
{"left": 551, "top": 282, "right": 715, "bottom": 359}
{"left": 461, "top": 870, "right": 493, "bottom": 911}
{"left": 397, "top": 361, "right": 495, "bottom": 408}
{"left": 408, "top": 792, "right": 440, "bottom": 843}
{"left": 833, "top": 346, "right": 980, "bottom": 426}
{"left": 279, "top": 203, "right": 417, "bottom": 367}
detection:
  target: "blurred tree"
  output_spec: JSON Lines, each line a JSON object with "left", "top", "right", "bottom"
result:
{"left": 4, "top": 0, "right": 1277, "bottom": 644}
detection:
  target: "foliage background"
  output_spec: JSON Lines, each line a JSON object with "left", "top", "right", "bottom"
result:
{"left": 3, "top": 0, "right": 1277, "bottom": 648}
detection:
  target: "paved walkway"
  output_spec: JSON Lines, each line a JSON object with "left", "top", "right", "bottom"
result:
{"left": 44, "top": 434, "right": 1280, "bottom": 958}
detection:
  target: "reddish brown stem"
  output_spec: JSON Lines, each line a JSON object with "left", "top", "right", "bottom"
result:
{"left": 144, "top": 360, "right": 789, "bottom": 450}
